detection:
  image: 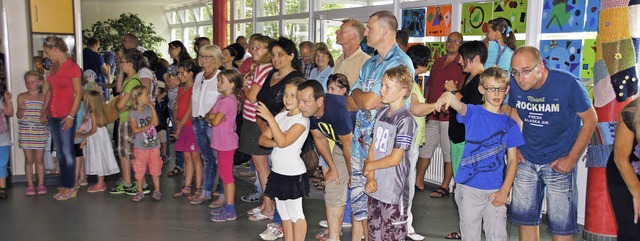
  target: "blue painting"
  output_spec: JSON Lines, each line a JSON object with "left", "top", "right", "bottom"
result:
{"left": 402, "top": 8, "right": 426, "bottom": 37}
{"left": 540, "top": 39, "right": 584, "bottom": 77}
{"left": 583, "top": 0, "right": 600, "bottom": 32}
{"left": 541, "top": 0, "right": 586, "bottom": 33}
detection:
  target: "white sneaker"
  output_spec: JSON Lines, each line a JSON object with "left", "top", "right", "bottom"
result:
{"left": 407, "top": 232, "right": 425, "bottom": 241}
{"left": 318, "top": 220, "right": 352, "bottom": 228}
{"left": 259, "top": 223, "right": 283, "bottom": 240}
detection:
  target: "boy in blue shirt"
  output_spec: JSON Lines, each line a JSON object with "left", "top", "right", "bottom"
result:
{"left": 364, "top": 65, "right": 417, "bottom": 241}
{"left": 435, "top": 67, "right": 525, "bottom": 241}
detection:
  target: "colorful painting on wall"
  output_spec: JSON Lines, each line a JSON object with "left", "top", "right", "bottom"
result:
{"left": 462, "top": 2, "right": 494, "bottom": 36}
{"left": 492, "top": 0, "right": 528, "bottom": 33}
{"left": 581, "top": 39, "right": 597, "bottom": 79}
{"left": 583, "top": 0, "right": 600, "bottom": 31}
{"left": 540, "top": 39, "right": 584, "bottom": 77}
{"left": 426, "top": 5, "right": 452, "bottom": 37}
{"left": 425, "top": 42, "right": 447, "bottom": 71}
{"left": 541, "top": 0, "right": 586, "bottom": 33}
{"left": 402, "top": 8, "right": 426, "bottom": 37}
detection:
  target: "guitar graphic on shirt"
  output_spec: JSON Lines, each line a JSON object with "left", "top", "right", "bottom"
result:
{"left": 458, "top": 131, "right": 506, "bottom": 184}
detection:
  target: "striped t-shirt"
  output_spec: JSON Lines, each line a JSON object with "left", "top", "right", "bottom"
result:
{"left": 242, "top": 63, "right": 273, "bottom": 122}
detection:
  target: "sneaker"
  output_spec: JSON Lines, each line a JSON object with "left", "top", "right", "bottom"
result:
{"left": 108, "top": 183, "right": 128, "bottom": 194}
{"left": 211, "top": 210, "right": 237, "bottom": 222}
{"left": 87, "top": 184, "right": 106, "bottom": 193}
{"left": 25, "top": 186, "right": 36, "bottom": 196}
{"left": 208, "top": 197, "right": 224, "bottom": 208}
{"left": 319, "top": 220, "right": 352, "bottom": 228}
{"left": 210, "top": 207, "right": 224, "bottom": 216}
{"left": 36, "top": 185, "right": 47, "bottom": 195}
{"left": 241, "top": 191, "right": 262, "bottom": 203}
{"left": 142, "top": 185, "right": 151, "bottom": 195}
{"left": 124, "top": 183, "right": 140, "bottom": 196}
{"left": 132, "top": 192, "right": 144, "bottom": 202}
{"left": 78, "top": 178, "right": 88, "bottom": 186}
{"left": 152, "top": 191, "right": 162, "bottom": 201}
{"left": 259, "top": 223, "right": 283, "bottom": 241}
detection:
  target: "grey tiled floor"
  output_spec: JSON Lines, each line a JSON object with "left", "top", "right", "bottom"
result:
{"left": 0, "top": 164, "right": 582, "bottom": 241}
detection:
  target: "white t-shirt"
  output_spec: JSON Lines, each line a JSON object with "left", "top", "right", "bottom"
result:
{"left": 192, "top": 70, "right": 220, "bottom": 117}
{"left": 270, "top": 111, "right": 309, "bottom": 176}
{"left": 138, "top": 67, "right": 155, "bottom": 98}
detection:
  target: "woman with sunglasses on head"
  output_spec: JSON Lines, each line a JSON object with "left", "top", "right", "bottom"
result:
{"left": 41, "top": 36, "right": 83, "bottom": 200}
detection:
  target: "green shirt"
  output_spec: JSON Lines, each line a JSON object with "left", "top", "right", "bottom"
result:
{"left": 119, "top": 75, "right": 142, "bottom": 122}
{"left": 411, "top": 83, "right": 426, "bottom": 146}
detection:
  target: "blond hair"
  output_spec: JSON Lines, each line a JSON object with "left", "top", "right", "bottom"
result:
{"left": 128, "top": 85, "right": 149, "bottom": 111}
{"left": 480, "top": 66, "right": 510, "bottom": 86}
{"left": 84, "top": 90, "right": 109, "bottom": 128}
{"left": 199, "top": 44, "right": 223, "bottom": 68}
{"left": 342, "top": 18, "right": 366, "bottom": 41}
{"left": 43, "top": 36, "right": 68, "bottom": 52}
{"left": 384, "top": 65, "right": 413, "bottom": 99}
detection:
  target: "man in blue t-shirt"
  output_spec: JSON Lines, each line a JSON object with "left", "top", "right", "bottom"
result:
{"left": 298, "top": 80, "right": 355, "bottom": 241}
{"left": 83, "top": 37, "right": 111, "bottom": 98}
{"left": 507, "top": 46, "right": 597, "bottom": 240}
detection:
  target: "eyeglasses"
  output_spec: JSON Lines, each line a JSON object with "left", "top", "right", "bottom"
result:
{"left": 447, "top": 39, "right": 461, "bottom": 45}
{"left": 482, "top": 86, "right": 508, "bottom": 92}
{"left": 511, "top": 62, "right": 540, "bottom": 78}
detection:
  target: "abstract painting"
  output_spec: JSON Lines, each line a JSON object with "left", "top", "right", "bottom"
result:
{"left": 581, "top": 39, "right": 597, "bottom": 79}
{"left": 540, "top": 39, "right": 584, "bottom": 77}
{"left": 541, "top": 0, "right": 586, "bottom": 33}
{"left": 493, "top": 0, "right": 528, "bottom": 33}
{"left": 426, "top": 5, "right": 452, "bottom": 37}
{"left": 583, "top": 0, "right": 600, "bottom": 31}
{"left": 402, "top": 8, "right": 426, "bottom": 37}
{"left": 461, "top": 2, "right": 493, "bottom": 36}
{"left": 425, "top": 42, "right": 447, "bottom": 71}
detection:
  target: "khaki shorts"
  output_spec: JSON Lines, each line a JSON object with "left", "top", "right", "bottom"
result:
{"left": 419, "top": 120, "right": 451, "bottom": 162}
{"left": 324, "top": 146, "right": 350, "bottom": 207}
{"left": 117, "top": 121, "right": 135, "bottom": 160}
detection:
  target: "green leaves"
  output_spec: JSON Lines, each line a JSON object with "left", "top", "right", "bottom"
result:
{"left": 82, "top": 13, "right": 165, "bottom": 53}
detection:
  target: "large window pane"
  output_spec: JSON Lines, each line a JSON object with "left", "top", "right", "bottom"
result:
{"left": 283, "top": 19, "right": 309, "bottom": 45}
{"left": 181, "top": 9, "right": 196, "bottom": 23}
{"left": 259, "top": 0, "right": 280, "bottom": 17}
{"left": 185, "top": 27, "right": 199, "bottom": 56}
{"left": 316, "top": 0, "right": 391, "bottom": 9}
{"left": 258, "top": 21, "right": 280, "bottom": 38}
{"left": 235, "top": 23, "right": 254, "bottom": 40}
{"left": 285, "top": 0, "right": 309, "bottom": 14}
{"left": 318, "top": 20, "right": 343, "bottom": 62}
{"left": 171, "top": 28, "right": 182, "bottom": 41}
{"left": 200, "top": 26, "right": 214, "bottom": 41}
{"left": 235, "top": 0, "right": 253, "bottom": 19}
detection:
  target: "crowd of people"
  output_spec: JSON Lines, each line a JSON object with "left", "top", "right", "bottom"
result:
{"left": 0, "top": 8, "right": 638, "bottom": 241}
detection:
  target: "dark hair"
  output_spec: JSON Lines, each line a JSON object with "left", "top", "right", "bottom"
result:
{"left": 178, "top": 59, "right": 201, "bottom": 76}
{"left": 194, "top": 37, "right": 210, "bottom": 47}
{"left": 314, "top": 46, "right": 335, "bottom": 67}
{"left": 326, "top": 73, "right": 350, "bottom": 95}
{"left": 406, "top": 45, "right": 431, "bottom": 69}
{"left": 235, "top": 36, "right": 246, "bottom": 43}
{"left": 269, "top": 37, "right": 301, "bottom": 72}
{"left": 395, "top": 30, "right": 409, "bottom": 47}
{"left": 297, "top": 79, "right": 325, "bottom": 100}
{"left": 168, "top": 40, "right": 192, "bottom": 64}
{"left": 488, "top": 17, "right": 516, "bottom": 51}
{"left": 458, "top": 41, "right": 488, "bottom": 65}
{"left": 86, "top": 37, "right": 99, "bottom": 47}
{"left": 124, "top": 49, "right": 146, "bottom": 72}
{"left": 228, "top": 43, "right": 246, "bottom": 61}
{"left": 143, "top": 50, "right": 162, "bottom": 71}
{"left": 370, "top": 11, "right": 398, "bottom": 32}
{"left": 222, "top": 46, "right": 239, "bottom": 68}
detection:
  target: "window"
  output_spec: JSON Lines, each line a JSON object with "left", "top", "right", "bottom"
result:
{"left": 234, "top": 23, "right": 254, "bottom": 40}
{"left": 285, "top": 0, "right": 309, "bottom": 14}
{"left": 316, "top": 0, "right": 391, "bottom": 8}
{"left": 259, "top": 0, "right": 280, "bottom": 17}
{"left": 283, "top": 19, "right": 309, "bottom": 44}
{"left": 235, "top": 0, "right": 253, "bottom": 20}
{"left": 258, "top": 21, "right": 280, "bottom": 38}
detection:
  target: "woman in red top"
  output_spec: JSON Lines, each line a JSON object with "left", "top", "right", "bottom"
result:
{"left": 41, "top": 36, "right": 83, "bottom": 200}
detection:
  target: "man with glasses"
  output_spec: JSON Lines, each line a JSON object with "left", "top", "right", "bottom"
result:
{"left": 416, "top": 32, "right": 465, "bottom": 197}
{"left": 507, "top": 46, "right": 597, "bottom": 241}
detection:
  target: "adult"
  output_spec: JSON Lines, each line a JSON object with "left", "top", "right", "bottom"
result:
{"left": 82, "top": 37, "right": 111, "bottom": 99}
{"left": 190, "top": 44, "right": 225, "bottom": 205}
{"left": 346, "top": 11, "right": 415, "bottom": 241}
{"left": 334, "top": 18, "right": 371, "bottom": 87}
{"left": 165, "top": 40, "right": 192, "bottom": 177}
{"left": 236, "top": 36, "right": 252, "bottom": 60}
{"left": 221, "top": 46, "right": 239, "bottom": 70}
{"left": 507, "top": 46, "right": 596, "bottom": 241}
{"left": 143, "top": 50, "right": 168, "bottom": 83}
{"left": 308, "top": 45, "right": 334, "bottom": 91}
{"left": 42, "top": 36, "right": 83, "bottom": 200}
{"left": 298, "top": 80, "right": 353, "bottom": 241}
{"left": 395, "top": 29, "right": 409, "bottom": 52}
{"left": 228, "top": 43, "right": 246, "bottom": 68}
{"left": 193, "top": 37, "right": 211, "bottom": 58}
{"left": 298, "top": 41, "right": 316, "bottom": 79}
{"left": 122, "top": 33, "right": 146, "bottom": 53}
{"left": 607, "top": 100, "right": 640, "bottom": 240}
{"left": 415, "top": 32, "right": 464, "bottom": 196}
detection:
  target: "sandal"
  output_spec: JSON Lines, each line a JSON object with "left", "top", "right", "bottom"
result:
{"left": 167, "top": 167, "right": 183, "bottom": 177}
{"left": 247, "top": 206, "right": 262, "bottom": 215}
{"left": 173, "top": 186, "right": 192, "bottom": 198}
{"left": 248, "top": 211, "right": 273, "bottom": 221}
{"left": 430, "top": 187, "right": 450, "bottom": 198}
{"left": 0, "top": 187, "right": 7, "bottom": 199}
{"left": 188, "top": 188, "right": 202, "bottom": 201}
{"left": 445, "top": 231, "right": 461, "bottom": 240}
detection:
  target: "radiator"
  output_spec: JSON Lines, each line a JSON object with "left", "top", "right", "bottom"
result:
{"left": 424, "top": 147, "right": 444, "bottom": 185}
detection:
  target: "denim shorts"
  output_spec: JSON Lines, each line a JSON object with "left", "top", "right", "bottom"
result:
{"left": 507, "top": 161, "right": 580, "bottom": 235}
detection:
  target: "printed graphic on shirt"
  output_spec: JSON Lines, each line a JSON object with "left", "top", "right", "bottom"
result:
{"left": 514, "top": 95, "right": 560, "bottom": 128}
{"left": 318, "top": 122, "right": 340, "bottom": 144}
{"left": 138, "top": 116, "right": 158, "bottom": 148}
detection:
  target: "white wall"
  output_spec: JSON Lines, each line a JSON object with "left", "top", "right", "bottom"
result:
{"left": 81, "top": 1, "right": 171, "bottom": 58}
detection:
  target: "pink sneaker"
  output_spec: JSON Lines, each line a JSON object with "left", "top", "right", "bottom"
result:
{"left": 36, "top": 185, "right": 47, "bottom": 195}
{"left": 88, "top": 184, "right": 106, "bottom": 193}
{"left": 25, "top": 186, "right": 36, "bottom": 196}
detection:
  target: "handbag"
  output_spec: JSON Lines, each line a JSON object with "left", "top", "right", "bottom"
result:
{"left": 300, "top": 135, "right": 319, "bottom": 173}
{"left": 105, "top": 77, "right": 141, "bottom": 123}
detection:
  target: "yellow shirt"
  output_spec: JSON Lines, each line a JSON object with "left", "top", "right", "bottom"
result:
{"left": 334, "top": 48, "right": 371, "bottom": 87}
{"left": 411, "top": 83, "right": 426, "bottom": 146}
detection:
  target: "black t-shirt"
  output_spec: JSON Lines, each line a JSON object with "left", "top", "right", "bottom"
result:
{"left": 607, "top": 102, "right": 640, "bottom": 185}
{"left": 256, "top": 70, "right": 303, "bottom": 116}
{"left": 309, "top": 94, "right": 356, "bottom": 148}
{"left": 448, "top": 74, "right": 483, "bottom": 143}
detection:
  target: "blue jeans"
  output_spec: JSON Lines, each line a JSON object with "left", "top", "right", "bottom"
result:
{"left": 193, "top": 117, "right": 223, "bottom": 198}
{"left": 48, "top": 116, "right": 77, "bottom": 188}
{"left": 169, "top": 108, "right": 183, "bottom": 169}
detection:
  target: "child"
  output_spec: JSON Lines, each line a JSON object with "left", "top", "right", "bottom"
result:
{"left": 128, "top": 85, "right": 162, "bottom": 201}
{"left": 363, "top": 65, "right": 417, "bottom": 241}
{"left": 17, "top": 71, "right": 48, "bottom": 195}
{"left": 484, "top": 17, "right": 516, "bottom": 74}
{"left": 0, "top": 84, "right": 13, "bottom": 199}
{"left": 173, "top": 60, "right": 202, "bottom": 199}
{"left": 154, "top": 80, "right": 169, "bottom": 162}
{"left": 78, "top": 91, "right": 120, "bottom": 192}
{"left": 435, "top": 67, "right": 524, "bottom": 241}
{"left": 208, "top": 70, "right": 242, "bottom": 222}
{"left": 256, "top": 77, "right": 309, "bottom": 241}
{"left": 326, "top": 73, "right": 350, "bottom": 96}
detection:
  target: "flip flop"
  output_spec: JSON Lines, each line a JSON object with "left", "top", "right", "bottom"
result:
{"left": 248, "top": 211, "right": 273, "bottom": 221}
{"left": 247, "top": 206, "right": 262, "bottom": 215}
{"left": 430, "top": 187, "right": 450, "bottom": 198}
{"left": 407, "top": 232, "right": 425, "bottom": 241}
{"left": 445, "top": 231, "right": 461, "bottom": 240}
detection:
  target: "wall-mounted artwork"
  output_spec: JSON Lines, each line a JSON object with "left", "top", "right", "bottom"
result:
{"left": 426, "top": 5, "right": 452, "bottom": 37}
{"left": 462, "top": 2, "right": 493, "bottom": 36}
{"left": 492, "top": 0, "right": 528, "bottom": 33}
{"left": 583, "top": 0, "right": 600, "bottom": 31}
{"left": 581, "top": 39, "right": 597, "bottom": 79}
{"left": 540, "top": 39, "right": 584, "bottom": 77}
{"left": 425, "top": 42, "right": 447, "bottom": 71}
{"left": 402, "top": 8, "right": 426, "bottom": 37}
{"left": 541, "top": 0, "right": 586, "bottom": 33}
